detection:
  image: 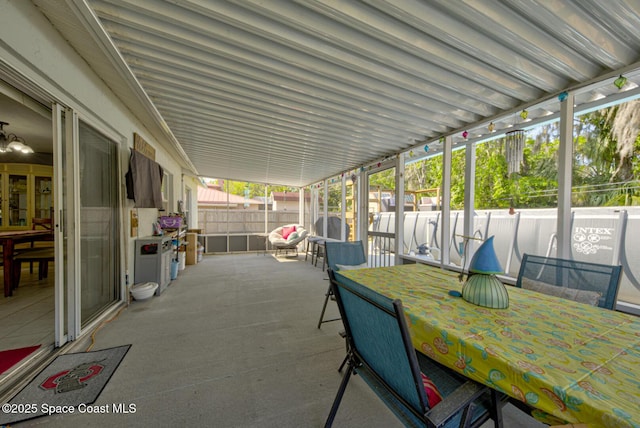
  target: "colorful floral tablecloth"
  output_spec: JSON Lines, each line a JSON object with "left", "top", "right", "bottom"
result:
{"left": 336, "top": 264, "right": 640, "bottom": 428}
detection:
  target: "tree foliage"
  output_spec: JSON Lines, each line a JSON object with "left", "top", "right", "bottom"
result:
{"left": 401, "top": 103, "right": 639, "bottom": 209}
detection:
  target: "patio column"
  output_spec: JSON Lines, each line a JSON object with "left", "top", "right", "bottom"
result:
{"left": 264, "top": 185, "right": 268, "bottom": 233}
{"left": 440, "top": 136, "right": 452, "bottom": 266}
{"left": 463, "top": 140, "right": 476, "bottom": 270}
{"left": 557, "top": 92, "right": 574, "bottom": 259}
{"left": 395, "top": 153, "right": 405, "bottom": 264}
{"left": 323, "top": 180, "right": 328, "bottom": 237}
{"left": 298, "top": 186, "right": 304, "bottom": 226}
{"left": 357, "top": 168, "right": 367, "bottom": 246}
{"left": 341, "top": 174, "right": 347, "bottom": 241}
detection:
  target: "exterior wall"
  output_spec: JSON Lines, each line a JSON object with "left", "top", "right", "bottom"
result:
{"left": 183, "top": 176, "right": 201, "bottom": 230}
{"left": 0, "top": 1, "right": 191, "bottom": 299}
{"left": 272, "top": 200, "right": 299, "bottom": 212}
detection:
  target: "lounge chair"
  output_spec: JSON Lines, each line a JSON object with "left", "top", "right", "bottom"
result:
{"left": 268, "top": 224, "right": 308, "bottom": 256}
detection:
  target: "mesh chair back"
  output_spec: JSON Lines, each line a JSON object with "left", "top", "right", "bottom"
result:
{"left": 516, "top": 254, "right": 622, "bottom": 309}
{"left": 330, "top": 271, "right": 429, "bottom": 413}
{"left": 325, "top": 241, "right": 366, "bottom": 272}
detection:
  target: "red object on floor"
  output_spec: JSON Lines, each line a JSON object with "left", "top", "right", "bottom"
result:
{"left": 0, "top": 345, "right": 41, "bottom": 375}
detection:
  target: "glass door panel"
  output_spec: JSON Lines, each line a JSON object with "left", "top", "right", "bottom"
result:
{"left": 35, "top": 175, "right": 53, "bottom": 219}
{"left": 78, "top": 121, "right": 120, "bottom": 325}
{"left": 9, "top": 174, "right": 28, "bottom": 226}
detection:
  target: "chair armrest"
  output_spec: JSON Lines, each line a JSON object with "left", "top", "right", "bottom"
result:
{"left": 425, "top": 380, "right": 487, "bottom": 427}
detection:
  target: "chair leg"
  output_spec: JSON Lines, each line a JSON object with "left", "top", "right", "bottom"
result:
{"left": 459, "top": 402, "right": 476, "bottom": 428}
{"left": 337, "top": 354, "right": 349, "bottom": 373}
{"left": 315, "top": 244, "right": 324, "bottom": 268}
{"left": 490, "top": 389, "right": 505, "bottom": 428}
{"left": 12, "top": 260, "right": 22, "bottom": 290}
{"left": 324, "top": 360, "right": 355, "bottom": 428}
{"left": 318, "top": 285, "right": 340, "bottom": 328}
{"left": 338, "top": 330, "right": 349, "bottom": 372}
{"left": 38, "top": 260, "right": 50, "bottom": 280}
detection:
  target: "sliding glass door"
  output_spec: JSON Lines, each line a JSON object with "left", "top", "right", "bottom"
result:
{"left": 78, "top": 122, "right": 121, "bottom": 325}
{"left": 55, "top": 109, "right": 122, "bottom": 343}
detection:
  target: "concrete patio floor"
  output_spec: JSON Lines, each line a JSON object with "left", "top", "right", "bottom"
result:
{"left": 11, "top": 253, "right": 545, "bottom": 427}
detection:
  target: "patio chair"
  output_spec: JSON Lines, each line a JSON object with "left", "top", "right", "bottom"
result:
{"left": 515, "top": 254, "right": 622, "bottom": 310}
{"left": 307, "top": 217, "right": 350, "bottom": 270}
{"left": 318, "top": 241, "right": 367, "bottom": 329}
{"left": 268, "top": 224, "right": 308, "bottom": 257}
{"left": 325, "top": 269, "right": 503, "bottom": 428}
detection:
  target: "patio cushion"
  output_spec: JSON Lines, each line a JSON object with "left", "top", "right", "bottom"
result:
{"left": 521, "top": 278, "right": 601, "bottom": 306}
{"left": 282, "top": 225, "right": 296, "bottom": 239}
{"left": 421, "top": 372, "right": 443, "bottom": 407}
{"left": 287, "top": 231, "right": 299, "bottom": 241}
{"left": 335, "top": 262, "right": 368, "bottom": 271}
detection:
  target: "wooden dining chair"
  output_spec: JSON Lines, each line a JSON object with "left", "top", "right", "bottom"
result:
{"left": 31, "top": 217, "right": 53, "bottom": 231}
{"left": 325, "top": 269, "right": 503, "bottom": 428}
{"left": 516, "top": 254, "right": 623, "bottom": 310}
{"left": 28, "top": 217, "right": 54, "bottom": 273}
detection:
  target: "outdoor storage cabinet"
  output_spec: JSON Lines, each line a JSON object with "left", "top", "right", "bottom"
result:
{"left": 134, "top": 236, "right": 172, "bottom": 295}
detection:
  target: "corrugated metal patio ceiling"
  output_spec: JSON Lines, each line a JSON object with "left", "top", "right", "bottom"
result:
{"left": 40, "top": 1, "right": 640, "bottom": 187}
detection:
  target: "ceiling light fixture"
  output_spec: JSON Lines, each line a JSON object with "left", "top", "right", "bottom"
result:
{"left": 0, "top": 121, "right": 35, "bottom": 154}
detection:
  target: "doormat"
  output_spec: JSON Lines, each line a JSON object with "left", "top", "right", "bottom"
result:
{"left": 0, "top": 344, "right": 41, "bottom": 375}
{"left": 0, "top": 344, "right": 131, "bottom": 425}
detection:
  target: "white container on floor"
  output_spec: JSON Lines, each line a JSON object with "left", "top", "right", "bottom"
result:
{"left": 130, "top": 282, "right": 158, "bottom": 301}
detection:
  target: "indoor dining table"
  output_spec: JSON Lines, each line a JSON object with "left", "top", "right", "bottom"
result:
{"left": 335, "top": 263, "right": 640, "bottom": 428}
{"left": 1, "top": 229, "right": 54, "bottom": 297}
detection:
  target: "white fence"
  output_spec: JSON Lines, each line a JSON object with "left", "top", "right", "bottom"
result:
{"left": 370, "top": 207, "right": 640, "bottom": 305}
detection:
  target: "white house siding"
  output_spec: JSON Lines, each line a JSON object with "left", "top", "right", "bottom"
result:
{"left": 0, "top": 0, "right": 196, "bottom": 299}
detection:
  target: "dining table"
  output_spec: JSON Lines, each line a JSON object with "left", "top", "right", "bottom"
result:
{"left": 334, "top": 263, "right": 640, "bottom": 428}
{"left": 1, "top": 229, "right": 54, "bottom": 297}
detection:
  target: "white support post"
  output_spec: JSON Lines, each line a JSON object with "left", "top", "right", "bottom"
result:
{"left": 264, "top": 185, "right": 268, "bottom": 233}
{"left": 395, "top": 153, "right": 405, "bottom": 264}
{"left": 323, "top": 180, "right": 328, "bottom": 237}
{"left": 462, "top": 141, "right": 476, "bottom": 270}
{"left": 441, "top": 137, "right": 452, "bottom": 266}
{"left": 358, "top": 169, "right": 367, "bottom": 246}
{"left": 558, "top": 92, "right": 574, "bottom": 259}
{"left": 341, "top": 175, "right": 347, "bottom": 241}
{"left": 310, "top": 184, "right": 320, "bottom": 231}
{"left": 298, "top": 187, "right": 304, "bottom": 226}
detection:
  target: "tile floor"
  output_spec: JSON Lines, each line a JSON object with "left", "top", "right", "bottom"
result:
{"left": 0, "top": 265, "right": 55, "bottom": 353}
